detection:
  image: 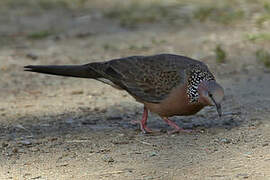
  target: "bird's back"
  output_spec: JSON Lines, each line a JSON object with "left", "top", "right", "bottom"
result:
{"left": 90, "top": 54, "right": 211, "bottom": 103}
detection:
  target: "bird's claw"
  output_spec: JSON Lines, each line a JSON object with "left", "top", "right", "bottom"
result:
{"left": 130, "top": 120, "right": 153, "bottom": 134}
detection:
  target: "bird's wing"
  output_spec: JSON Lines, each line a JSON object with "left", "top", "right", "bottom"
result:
{"left": 89, "top": 54, "right": 207, "bottom": 103}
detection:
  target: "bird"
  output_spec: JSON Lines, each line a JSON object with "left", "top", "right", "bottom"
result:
{"left": 24, "top": 54, "right": 224, "bottom": 134}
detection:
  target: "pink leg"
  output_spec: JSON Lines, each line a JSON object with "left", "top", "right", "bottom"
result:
{"left": 131, "top": 107, "right": 152, "bottom": 133}
{"left": 163, "top": 118, "right": 193, "bottom": 134}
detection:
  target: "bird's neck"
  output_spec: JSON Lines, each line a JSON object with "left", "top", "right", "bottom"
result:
{"left": 197, "top": 80, "right": 215, "bottom": 106}
{"left": 187, "top": 79, "right": 215, "bottom": 104}
{"left": 186, "top": 67, "right": 215, "bottom": 103}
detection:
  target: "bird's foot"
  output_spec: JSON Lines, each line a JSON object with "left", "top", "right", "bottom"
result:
{"left": 162, "top": 117, "right": 195, "bottom": 134}
{"left": 130, "top": 120, "right": 153, "bottom": 134}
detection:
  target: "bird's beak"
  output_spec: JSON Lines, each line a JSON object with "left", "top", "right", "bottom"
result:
{"left": 210, "top": 96, "right": 222, "bottom": 117}
{"left": 215, "top": 103, "right": 222, "bottom": 117}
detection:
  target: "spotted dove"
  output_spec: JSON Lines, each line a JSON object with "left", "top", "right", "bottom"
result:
{"left": 24, "top": 54, "right": 224, "bottom": 134}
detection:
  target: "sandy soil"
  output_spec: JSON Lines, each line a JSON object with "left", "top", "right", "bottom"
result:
{"left": 0, "top": 1, "right": 270, "bottom": 179}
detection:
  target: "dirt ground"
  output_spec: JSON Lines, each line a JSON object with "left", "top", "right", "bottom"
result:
{"left": 0, "top": 0, "right": 270, "bottom": 179}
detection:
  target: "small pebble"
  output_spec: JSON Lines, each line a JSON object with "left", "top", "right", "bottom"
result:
{"left": 19, "top": 140, "right": 32, "bottom": 146}
{"left": 26, "top": 53, "right": 38, "bottom": 60}
{"left": 56, "top": 163, "right": 69, "bottom": 167}
{"left": 236, "top": 173, "right": 249, "bottom": 178}
{"left": 23, "top": 173, "right": 31, "bottom": 177}
{"left": 150, "top": 152, "right": 158, "bottom": 157}
{"left": 30, "top": 147, "right": 40, "bottom": 152}
{"left": 71, "top": 90, "right": 84, "bottom": 95}
{"left": 12, "top": 148, "right": 18, "bottom": 153}
{"left": 102, "top": 155, "right": 114, "bottom": 163}
{"left": 2, "top": 142, "right": 8, "bottom": 148}
{"left": 106, "top": 116, "right": 122, "bottom": 121}
{"left": 31, "top": 175, "right": 42, "bottom": 179}
{"left": 65, "top": 117, "right": 74, "bottom": 124}
{"left": 220, "top": 138, "right": 231, "bottom": 144}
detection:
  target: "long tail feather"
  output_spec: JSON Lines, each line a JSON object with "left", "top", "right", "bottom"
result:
{"left": 24, "top": 64, "right": 101, "bottom": 79}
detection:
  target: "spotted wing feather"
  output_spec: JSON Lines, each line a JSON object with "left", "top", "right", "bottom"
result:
{"left": 89, "top": 54, "right": 209, "bottom": 103}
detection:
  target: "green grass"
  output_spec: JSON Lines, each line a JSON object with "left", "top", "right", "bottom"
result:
{"left": 104, "top": 2, "right": 246, "bottom": 27}
{"left": 37, "top": 0, "right": 69, "bottom": 10}
{"left": 0, "top": 0, "right": 79, "bottom": 10}
{"left": 256, "top": 14, "right": 270, "bottom": 27}
{"left": 246, "top": 33, "right": 270, "bottom": 42}
{"left": 27, "top": 30, "right": 53, "bottom": 39}
{"left": 151, "top": 38, "right": 167, "bottom": 45}
{"left": 193, "top": 6, "right": 215, "bottom": 22}
{"left": 214, "top": 44, "right": 226, "bottom": 63}
{"left": 128, "top": 44, "right": 150, "bottom": 51}
{"left": 102, "top": 43, "right": 118, "bottom": 51}
{"left": 193, "top": 5, "right": 245, "bottom": 24}
{"left": 263, "top": 2, "right": 270, "bottom": 12}
{"left": 256, "top": 49, "right": 270, "bottom": 68}
{"left": 103, "top": 2, "right": 186, "bottom": 28}
{"left": 256, "top": 2, "right": 270, "bottom": 27}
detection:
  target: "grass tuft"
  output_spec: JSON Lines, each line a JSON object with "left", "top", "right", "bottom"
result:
{"left": 193, "top": 5, "right": 244, "bottom": 24}
{"left": 0, "top": 0, "right": 75, "bottom": 10}
{"left": 256, "top": 49, "right": 270, "bottom": 68}
{"left": 255, "top": 2, "right": 270, "bottom": 27}
{"left": 193, "top": 6, "right": 214, "bottom": 22}
{"left": 128, "top": 44, "right": 150, "bottom": 51}
{"left": 102, "top": 43, "right": 118, "bottom": 51}
{"left": 246, "top": 33, "right": 270, "bottom": 42}
{"left": 27, "top": 30, "right": 53, "bottom": 39}
{"left": 214, "top": 44, "right": 226, "bottom": 63}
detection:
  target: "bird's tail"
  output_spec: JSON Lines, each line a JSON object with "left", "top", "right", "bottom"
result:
{"left": 24, "top": 63, "right": 102, "bottom": 79}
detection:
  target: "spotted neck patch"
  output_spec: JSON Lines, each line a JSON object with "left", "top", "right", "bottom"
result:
{"left": 186, "top": 66, "right": 215, "bottom": 103}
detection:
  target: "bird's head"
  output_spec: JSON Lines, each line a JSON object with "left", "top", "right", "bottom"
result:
{"left": 198, "top": 80, "right": 224, "bottom": 117}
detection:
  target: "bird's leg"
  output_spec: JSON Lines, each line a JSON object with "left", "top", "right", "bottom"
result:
{"left": 131, "top": 107, "right": 152, "bottom": 133}
{"left": 162, "top": 117, "right": 193, "bottom": 134}
{"left": 139, "top": 107, "right": 153, "bottom": 133}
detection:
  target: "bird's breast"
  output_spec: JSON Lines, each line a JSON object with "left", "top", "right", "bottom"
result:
{"left": 143, "top": 85, "right": 205, "bottom": 117}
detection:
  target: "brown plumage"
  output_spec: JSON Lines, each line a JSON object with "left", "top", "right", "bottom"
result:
{"left": 24, "top": 54, "right": 224, "bottom": 134}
